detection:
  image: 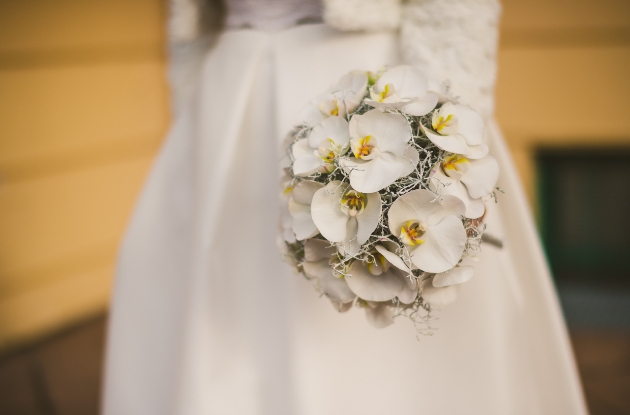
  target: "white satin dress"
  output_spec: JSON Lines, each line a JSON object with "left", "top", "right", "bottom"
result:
{"left": 102, "top": 2, "right": 588, "bottom": 415}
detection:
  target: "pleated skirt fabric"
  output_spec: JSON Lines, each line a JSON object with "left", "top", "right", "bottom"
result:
{"left": 102, "top": 24, "right": 587, "bottom": 415}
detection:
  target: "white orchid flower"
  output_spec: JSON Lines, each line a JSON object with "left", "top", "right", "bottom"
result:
{"left": 288, "top": 181, "right": 325, "bottom": 240}
{"left": 319, "top": 70, "right": 369, "bottom": 118}
{"left": 428, "top": 79, "right": 455, "bottom": 105}
{"left": 292, "top": 116, "right": 350, "bottom": 177}
{"left": 297, "top": 71, "right": 368, "bottom": 126}
{"left": 333, "top": 70, "right": 368, "bottom": 105}
{"left": 421, "top": 102, "right": 488, "bottom": 159}
{"left": 345, "top": 243, "right": 418, "bottom": 304}
{"left": 419, "top": 265, "right": 474, "bottom": 306}
{"left": 374, "top": 243, "right": 419, "bottom": 303}
{"left": 432, "top": 265, "right": 475, "bottom": 287}
{"left": 302, "top": 238, "right": 356, "bottom": 304}
{"left": 388, "top": 189, "right": 467, "bottom": 273}
{"left": 365, "top": 65, "right": 438, "bottom": 116}
{"left": 320, "top": 70, "right": 368, "bottom": 117}
{"left": 429, "top": 154, "right": 499, "bottom": 219}
{"left": 419, "top": 277, "right": 460, "bottom": 306}
{"left": 342, "top": 110, "right": 419, "bottom": 193}
{"left": 317, "top": 91, "right": 358, "bottom": 118}
{"left": 311, "top": 181, "right": 381, "bottom": 254}
{"left": 362, "top": 301, "right": 394, "bottom": 328}
{"left": 297, "top": 98, "right": 327, "bottom": 127}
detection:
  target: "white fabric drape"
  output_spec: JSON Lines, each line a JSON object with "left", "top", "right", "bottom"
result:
{"left": 102, "top": 24, "right": 587, "bottom": 415}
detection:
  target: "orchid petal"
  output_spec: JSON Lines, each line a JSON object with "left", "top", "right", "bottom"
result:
{"left": 319, "top": 276, "right": 356, "bottom": 303}
{"left": 355, "top": 110, "right": 411, "bottom": 156}
{"left": 288, "top": 198, "right": 318, "bottom": 240}
{"left": 387, "top": 189, "right": 443, "bottom": 232}
{"left": 308, "top": 116, "right": 350, "bottom": 149}
{"left": 291, "top": 138, "right": 312, "bottom": 159}
{"left": 399, "top": 147, "right": 419, "bottom": 178}
{"left": 428, "top": 79, "right": 454, "bottom": 103}
{"left": 345, "top": 153, "right": 406, "bottom": 193}
{"left": 292, "top": 139, "right": 321, "bottom": 176}
{"left": 454, "top": 104, "right": 484, "bottom": 146}
{"left": 402, "top": 92, "right": 438, "bottom": 116}
{"left": 345, "top": 216, "right": 360, "bottom": 255}
{"left": 425, "top": 194, "right": 466, "bottom": 226}
{"left": 293, "top": 155, "right": 321, "bottom": 177}
{"left": 329, "top": 298, "right": 353, "bottom": 313}
{"left": 305, "top": 259, "right": 356, "bottom": 303}
{"left": 333, "top": 90, "right": 362, "bottom": 115}
{"left": 298, "top": 103, "right": 325, "bottom": 126}
{"left": 364, "top": 99, "right": 408, "bottom": 110}
{"left": 356, "top": 191, "right": 382, "bottom": 245}
{"left": 302, "top": 258, "right": 331, "bottom": 280}
{"left": 346, "top": 261, "right": 403, "bottom": 302}
{"left": 375, "top": 244, "right": 411, "bottom": 272}
{"left": 364, "top": 303, "right": 394, "bottom": 328}
{"left": 420, "top": 278, "right": 460, "bottom": 306}
{"left": 311, "top": 181, "right": 350, "bottom": 243}
{"left": 377, "top": 65, "right": 428, "bottom": 100}
{"left": 392, "top": 269, "right": 418, "bottom": 304}
{"left": 433, "top": 266, "right": 474, "bottom": 287}
{"left": 348, "top": 114, "right": 358, "bottom": 138}
{"left": 461, "top": 155, "right": 499, "bottom": 199}
{"left": 466, "top": 198, "right": 485, "bottom": 219}
{"left": 410, "top": 216, "right": 466, "bottom": 273}
{"left": 304, "top": 238, "right": 334, "bottom": 262}
{"left": 464, "top": 142, "right": 489, "bottom": 160}
{"left": 430, "top": 169, "right": 485, "bottom": 219}
{"left": 334, "top": 70, "right": 368, "bottom": 103}
{"left": 292, "top": 181, "right": 324, "bottom": 205}
{"left": 421, "top": 125, "right": 470, "bottom": 155}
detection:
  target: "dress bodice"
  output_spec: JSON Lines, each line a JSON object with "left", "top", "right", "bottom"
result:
{"left": 169, "top": 0, "right": 500, "bottom": 118}
{"left": 224, "top": 0, "right": 323, "bottom": 31}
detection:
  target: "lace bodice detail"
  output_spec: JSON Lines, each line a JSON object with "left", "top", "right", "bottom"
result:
{"left": 224, "top": 0, "right": 323, "bottom": 31}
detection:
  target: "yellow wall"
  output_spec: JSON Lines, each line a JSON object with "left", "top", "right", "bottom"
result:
{"left": 0, "top": 0, "right": 629, "bottom": 351}
{"left": 0, "top": 0, "right": 169, "bottom": 350}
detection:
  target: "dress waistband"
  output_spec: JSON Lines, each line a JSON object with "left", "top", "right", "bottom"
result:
{"left": 224, "top": 0, "right": 324, "bottom": 32}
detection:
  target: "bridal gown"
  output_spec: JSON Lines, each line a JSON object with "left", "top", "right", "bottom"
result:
{"left": 102, "top": 1, "right": 588, "bottom": 414}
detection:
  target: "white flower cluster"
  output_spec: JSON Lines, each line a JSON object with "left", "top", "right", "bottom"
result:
{"left": 279, "top": 66, "right": 500, "bottom": 329}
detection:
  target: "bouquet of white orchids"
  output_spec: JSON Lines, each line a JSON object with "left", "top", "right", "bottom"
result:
{"left": 279, "top": 65, "right": 500, "bottom": 330}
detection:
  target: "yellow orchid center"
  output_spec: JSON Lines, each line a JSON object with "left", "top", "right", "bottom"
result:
{"left": 320, "top": 98, "right": 340, "bottom": 116}
{"left": 377, "top": 83, "right": 393, "bottom": 102}
{"left": 282, "top": 185, "right": 294, "bottom": 196}
{"left": 442, "top": 154, "right": 469, "bottom": 179}
{"left": 317, "top": 138, "right": 347, "bottom": 163}
{"left": 318, "top": 147, "right": 335, "bottom": 163}
{"left": 400, "top": 220, "right": 426, "bottom": 246}
{"left": 367, "top": 71, "right": 378, "bottom": 87}
{"left": 328, "top": 103, "right": 339, "bottom": 116}
{"left": 367, "top": 252, "right": 390, "bottom": 276}
{"left": 353, "top": 135, "right": 376, "bottom": 159}
{"left": 432, "top": 113, "right": 456, "bottom": 134}
{"left": 340, "top": 189, "right": 367, "bottom": 217}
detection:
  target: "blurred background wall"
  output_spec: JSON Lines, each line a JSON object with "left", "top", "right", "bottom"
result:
{"left": 0, "top": 0, "right": 170, "bottom": 351}
{"left": 0, "top": 0, "right": 629, "bottom": 351}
